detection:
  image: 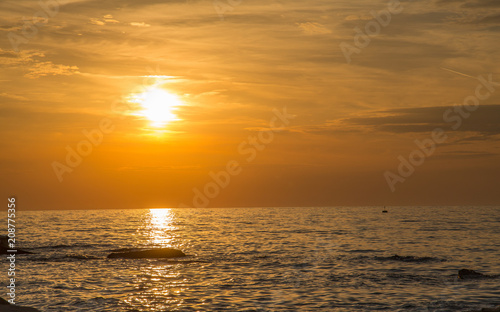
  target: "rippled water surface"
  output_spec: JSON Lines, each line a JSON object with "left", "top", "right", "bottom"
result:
{"left": 4, "top": 207, "right": 500, "bottom": 311}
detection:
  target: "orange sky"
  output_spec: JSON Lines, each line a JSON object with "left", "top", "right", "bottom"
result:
{"left": 1, "top": 0, "right": 500, "bottom": 210}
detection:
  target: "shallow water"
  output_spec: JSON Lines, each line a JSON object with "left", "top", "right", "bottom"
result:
{"left": 4, "top": 206, "right": 500, "bottom": 311}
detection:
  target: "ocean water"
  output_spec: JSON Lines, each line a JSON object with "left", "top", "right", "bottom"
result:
{"left": 3, "top": 206, "right": 500, "bottom": 311}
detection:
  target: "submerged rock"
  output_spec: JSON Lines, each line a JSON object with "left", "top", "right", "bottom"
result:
{"left": 380, "top": 254, "right": 440, "bottom": 263}
{"left": 107, "top": 248, "right": 186, "bottom": 259}
{"left": 0, "top": 297, "right": 40, "bottom": 311}
{"left": 0, "top": 236, "right": 32, "bottom": 255}
{"left": 0, "top": 247, "right": 32, "bottom": 255}
{"left": 473, "top": 306, "right": 500, "bottom": 312}
{"left": 458, "top": 269, "right": 488, "bottom": 279}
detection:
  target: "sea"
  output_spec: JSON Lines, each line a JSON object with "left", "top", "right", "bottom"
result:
{"left": 3, "top": 206, "right": 500, "bottom": 311}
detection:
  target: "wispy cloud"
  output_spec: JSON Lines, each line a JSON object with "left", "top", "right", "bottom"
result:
{"left": 297, "top": 22, "right": 331, "bottom": 35}
{"left": 89, "top": 14, "right": 120, "bottom": 26}
{"left": 25, "top": 61, "right": 80, "bottom": 79}
{"left": 0, "top": 92, "right": 27, "bottom": 101}
{"left": 344, "top": 105, "right": 500, "bottom": 136}
{"left": 0, "top": 48, "right": 79, "bottom": 79}
{"left": 130, "top": 22, "right": 151, "bottom": 27}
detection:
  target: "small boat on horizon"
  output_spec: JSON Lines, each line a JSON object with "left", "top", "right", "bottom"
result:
{"left": 382, "top": 207, "right": 388, "bottom": 213}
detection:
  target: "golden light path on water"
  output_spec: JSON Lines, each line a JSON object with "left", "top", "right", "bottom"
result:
{"left": 146, "top": 208, "right": 176, "bottom": 247}
{"left": 126, "top": 208, "right": 187, "bottom": 310}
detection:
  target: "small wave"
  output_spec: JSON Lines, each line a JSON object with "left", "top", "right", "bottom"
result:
{"left": 25, "top": 254, "right": 102, "bottom": 262}
{"left": 108, "top": 248, "right": 143, "bottom": 253}
{"left": 347, "top": 249, "right": 381, "bottom": 253}
{"left": 107, "top": 246, "right": 171, "bottom": 253}
{"left": 375, "top": 254, "right": 446, "bottom": 263}
{"left": 69, "top": 296, "right": 122, "bottom": 310}
{"left": 155, "top": 259, "right": 209, "bottom": 264}
{"left": 65, "top": 254, "right": 101, "bottom": 260}
{"left": 385, "top": 272, "right": 440, "bottom": 284}
{"left": 34, "top": 243, "right": 96, "bottom": 249}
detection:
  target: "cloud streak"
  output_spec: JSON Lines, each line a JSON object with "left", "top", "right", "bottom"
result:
{"left": 344, "top": 105, "right": 500, "bottom": 136}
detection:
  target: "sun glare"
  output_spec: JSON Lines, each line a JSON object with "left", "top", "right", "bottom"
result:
{"left": 129, "top": 87, "right": 183, "bottom": 127}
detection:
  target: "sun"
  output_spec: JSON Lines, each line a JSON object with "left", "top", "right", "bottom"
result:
{"left": 129, "top": 87, "right": 183, "bottom": 127}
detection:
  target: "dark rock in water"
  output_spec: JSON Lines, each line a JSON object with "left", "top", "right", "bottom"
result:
{"left": 0, "top": 297, "right": 40, "bottom": 311}
{"left": 0, "top": 306, "right": 41, "bottom": 312}
{"left": 0, "top": 247, "right": 32, "bottom": 255}
{"left": 472, "top": 306, "right": 500, "bottom": 312}
{"left": 107, "top": 248, "right": 186, "bottom": 259}
{"left": 0, "top": 306, "right": 41, "bottom": 311}
{"left": 482, "top": 306, "right": 500, "bottom": 312}
{"left": 389, "top": 254, "right": 408, "bottom": 261}
{"left": 0, "top": 235, "right": 8, "bottom": 247}
{"left": 382, "top": 254, "right": 440, "bottom": 263}
{"left": 0, "top": 236, "right": 32, "bottom": 255}
{"left": 458, "top": 269, "right": 489, "bottom": 279}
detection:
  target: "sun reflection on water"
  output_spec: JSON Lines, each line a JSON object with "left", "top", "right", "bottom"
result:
{"left": 145, "top": 208, "right": 175, "bottom": 247}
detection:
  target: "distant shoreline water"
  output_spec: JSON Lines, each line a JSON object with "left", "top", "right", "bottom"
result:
{"left": 9, "top": 205, "right": 500, "bottom": 212}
